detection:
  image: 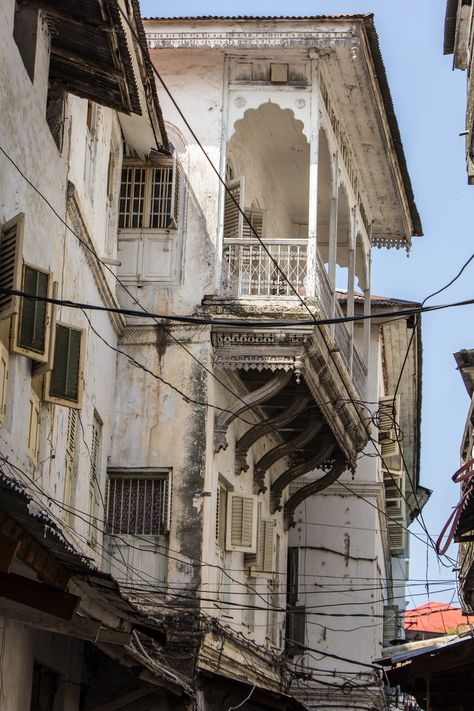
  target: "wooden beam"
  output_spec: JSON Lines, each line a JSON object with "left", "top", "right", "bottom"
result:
{"left": 0, "top": 596, "right": 132, "bottom": 645}
{"left": 91, "top": 687, "right": 156, "bottom": 711}
{"left": 0, "top": 534, "right": 21, "bottom": 573}
{"left": 0, "top": 512, "right": 70, "bottom": 589}
{"left": 0, "top": 571, "right": 80, "bottom": 620}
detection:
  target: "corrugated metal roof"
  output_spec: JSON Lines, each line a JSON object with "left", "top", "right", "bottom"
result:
{"left": 144, "top": 14, "right": 422, "bottom": 240}
{"left": 444, "top": 0, "right": 459, "bottom": 55}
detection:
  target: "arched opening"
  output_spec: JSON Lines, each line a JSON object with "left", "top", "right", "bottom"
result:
{"left": 222, "top": 102, "right": 310, "bottom": 297}
{"left": 335, "top": 183, "right": 351, "bottom": 291}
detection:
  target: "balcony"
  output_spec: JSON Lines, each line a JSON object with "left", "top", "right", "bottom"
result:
{"left": 221, "top": 237, "right": 367, "bottom": 397}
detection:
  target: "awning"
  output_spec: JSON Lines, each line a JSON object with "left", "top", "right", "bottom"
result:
{"left": 380, "top": 634, "right": 474, "bottom": 710}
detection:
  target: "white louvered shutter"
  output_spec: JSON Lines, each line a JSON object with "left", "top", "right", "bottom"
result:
{"left": 0, "top": 214, "right": 24, "bottom": 321}
{"left": 223, "top": 178, "right": 244, "bottom": 239}
{"left": 226, "top": 493, "right": 257, "bottom": 552}
{"left": 242, "top": 210, "right": 263, "bottom": 240}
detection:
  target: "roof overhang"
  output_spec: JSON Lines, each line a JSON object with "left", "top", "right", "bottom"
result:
{"left": 380, "top": 633, "right": 474, "bottom": 709}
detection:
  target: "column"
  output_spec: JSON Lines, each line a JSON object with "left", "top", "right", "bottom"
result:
{"left": 306, "top": 51, "right": 320, "bottom": 299}
{"left": 363, "top": 252, "right": 372, "bottom": 368}
{"left": 328, "top": 152, "right": 339, "bottom": 334}
{"left": 347, "top": 206, "right": 357, "bottom": 375}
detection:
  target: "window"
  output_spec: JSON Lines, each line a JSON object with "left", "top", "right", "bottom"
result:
{"left": 225, "top": 493, "right": 258, "bottom": 553}
{"left": 286, "top": 547, "right": 299, "bottom": 607}
{"left": 88, "top": 413, "right": 102, "bottom": 546}
{"left": 245, "top": 503, "right": 274, "bottom": 575}
{"left": 106, "top": 471, "right": 170, "bottom": 536}
{"left": 0, "top": 214, "right": 54, "bottom": 364}
{"left": 216, "top": 482, "right": 228, "bottom": 550}
{"left": 119, "top": 161, "right": 179, "bottom": 230}
{"left": 30, "top": 662, "right": 58, "bottom": 711}
{"left": 27, "top": 389, "right": 40, "bottom": 464}
{"left": 44, "top": 323, "right": 86, "bottom": 409}
{"left": 63, "top": 409, "right": 77, "bottom": 521}
{"left": 13, "top": 2, "right": 38, "bottom": 82}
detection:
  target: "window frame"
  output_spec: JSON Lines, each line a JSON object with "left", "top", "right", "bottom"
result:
{"left": 118, "top": 157, "right": 180, "bottom": 232}
{"left": 44, "top": 322, "right": 86, "bottom": 410}
{"left": 11, "top": 262, "right": 53, "bottom": 363}
{"left": 105, "top": 468, "right": 171, "bottom": 538}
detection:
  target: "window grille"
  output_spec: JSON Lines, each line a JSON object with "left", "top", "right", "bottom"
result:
{"left": 119, "top": 163, "right": 179, "bottom": 230}
{"left": 106, "top": 472, "right": 169, "bottom": 536}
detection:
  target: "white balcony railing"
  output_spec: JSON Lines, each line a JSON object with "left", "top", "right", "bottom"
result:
{"left": 221, "top": 238, "right": 367, "bottom": 395}
{"left": 222, "top": 239, "right": 307, "bottom": 298}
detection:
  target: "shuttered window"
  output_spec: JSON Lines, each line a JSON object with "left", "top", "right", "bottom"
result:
{"left": 45, "top": 324, "right": 85, "bottom": 409}
{"left": 216, "top": 483, "right": 228, "bottom": 550}
{"left": 106, "top": 472, "right": 169, "bottom": 536}
{"left": 27, "top": 389, "right": 40, "bottom": 464}
{"left": 242, "top": 210, "right": 264, "bottom": 239}
{"left": 119, "top": 162, "right": 180, "bottom": 230}
{"left": 12, "top": 264, "right": 53, "bottom": 362}
{"left": 223, "top": 178, "right": 244, "bottom": 239}
{"left": 63, "top": 409, "right": 77, "bottom": 520}
{"left": 0, "top": 213, "right": 24, "bottom": 322}
{"left": 225, "top": 493, "right": 257, "bottom": 552}
{"left": 88, "top": 413, "right": 102, "bottom": 546}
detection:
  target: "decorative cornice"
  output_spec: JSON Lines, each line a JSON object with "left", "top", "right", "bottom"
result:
{"left": 147, "top": 29, "right": 354, "bottom": 50}
{"left": 66, "top": 182, "right": 125, "bottom": 335}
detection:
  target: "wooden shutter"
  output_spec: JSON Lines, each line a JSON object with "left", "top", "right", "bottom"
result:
{"left": 226, "top": 492, "right": 257, "bottom": 552}
{"left": 216, "top": 483, "right": 227, "bottom": 550}
{"left": 63, "top": 409, "right": 77, "bottom": 519}
{"left": 27, "top": 389, "right": 40, "bottom": 463}
{"left": 169, "top": 153, "right": 180, "bottom": 228}
{"left": 44, "top": 323, "right": 85, "bottom": 409}
{"left": 379, "top": 395, "right": 401, "bottom": 463}
{"left": 383, "top": 605, "right": 401, "bottom": 646}
{"left": 223, "top": 178, "right": 244, "bottom": 239}
{"left": 0, "top": 213, "right": 24, "bottom": 321}
{"left": 12, "top": 264, "right": 52, "bottom": 362}
{"left": 0, "top": 341, "right": 8, "bottom": 425}
{"left": 32, "top": 281, "right": 58, "bottom": 376}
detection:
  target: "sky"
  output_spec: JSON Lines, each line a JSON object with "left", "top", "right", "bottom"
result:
{"left": 140, "top": 0, "right": 473, "bottom": 606}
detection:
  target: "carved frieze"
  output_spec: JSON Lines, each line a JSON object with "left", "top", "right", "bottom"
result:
{"left": 147, "top": 30, "right": 355, "bottom": 50}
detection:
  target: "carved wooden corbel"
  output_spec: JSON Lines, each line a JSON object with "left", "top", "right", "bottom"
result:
{"left": 235, "top": 395, "right": 310, "bottom": 474}
{"left": 254, "top": 418, "right": 323, "bottom": 493}
{"left": 213, "top": 370, "right": 292, "bottom": 453}
{"left": 270, "top": 439, "right": 336, "bottom": 513}
{"left": 283, "top": 455, "right": 347, "bottom": 529}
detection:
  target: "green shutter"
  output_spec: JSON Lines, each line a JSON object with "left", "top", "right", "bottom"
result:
{"left": 18, "top": 266, "right": 48, "bottom": 354}
{"left": 50, "top": 325, "right": 82, "bottom": 402}
{"left": 0, "top": 214, "right": 24, "bottom": 320}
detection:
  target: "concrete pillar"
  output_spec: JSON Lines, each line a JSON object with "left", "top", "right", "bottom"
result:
{"left": 328, "top": 153, "right": 339, "bottom": 334}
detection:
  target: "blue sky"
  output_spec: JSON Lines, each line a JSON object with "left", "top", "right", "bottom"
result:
{"left": 140, "top": 0, "right": 473, "bottom": 605}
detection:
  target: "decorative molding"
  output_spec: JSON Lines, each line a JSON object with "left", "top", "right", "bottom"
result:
{"left": 270, "top": 439, "right": 336, "bottom": 513}
{"left": 213, "top": 370, "right": 292, "bottom": 452}
{"left": 235, "top": 395, "right": 309, "bottom": 474}
{"left": 284, "top": 455, "right": 347, "bottom": 528}
{"left": 66, "top": 182, "right": 125, "bottom": 335}
{"left": 147, "top": 30, "right": 355, "bottom": 50}
{"left": 254, "top": 418, "right": 323, "bottom": 493}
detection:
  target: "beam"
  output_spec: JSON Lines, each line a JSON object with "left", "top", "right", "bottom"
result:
{"left": 0, "top": 571, "right": 80, "bottom": 620}
{"left": 0, "top": 596, "right": 132, "bottom": 645}
{"left": 235, "top": 395, "right": 309, "bottom": 474}
{"left": 270, "top": 439, "right": 336, "bottom": 513}
{"left": 214, "top": 370, "right": 293, "bottom": 452}
{"left": 254, "top": 418, "right": 323, "bottom": 493}
{"left": 0, "top": 534, "right": 21, "bottom": 573}
{"left": 284, "top": 456, "right": 347, "bottom": 528}
{"left": 91, "top": 687, "right": 156, "bottom": 711}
